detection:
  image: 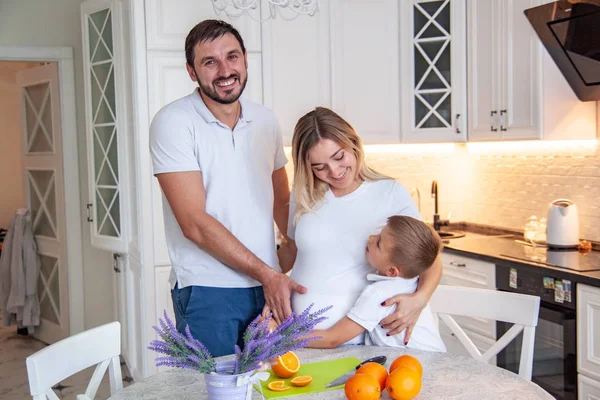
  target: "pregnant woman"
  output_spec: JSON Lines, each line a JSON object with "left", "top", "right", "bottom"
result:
{"left": 281, "top": 107, "right": 443, "bottom": 344}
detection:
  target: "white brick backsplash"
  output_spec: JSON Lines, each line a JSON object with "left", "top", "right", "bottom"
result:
{"left": 284, "top": 141, "right": 600, "bottom": 241}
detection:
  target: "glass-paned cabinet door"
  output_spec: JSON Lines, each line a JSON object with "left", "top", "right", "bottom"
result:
{"left": 81, "top": 0, "right": 129, "bottom": 253}
{"left": 400, "top": 0, "right": 467, "bottom": 142}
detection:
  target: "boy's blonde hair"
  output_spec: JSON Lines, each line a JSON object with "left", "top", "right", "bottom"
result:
{"left": 386, "top": 216, "right": 443, "bottom": 279}
{"left": 291, "top": 107, "right": 389, "bottom": 222}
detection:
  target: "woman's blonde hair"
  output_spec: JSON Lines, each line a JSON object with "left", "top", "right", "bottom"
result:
{"left": 291, "top": 107, "right": 389, "bottom": 222}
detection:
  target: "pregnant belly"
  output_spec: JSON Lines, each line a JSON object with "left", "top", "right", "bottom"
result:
{"left": 291, "top": 290, "right": 364, "bottom": 345}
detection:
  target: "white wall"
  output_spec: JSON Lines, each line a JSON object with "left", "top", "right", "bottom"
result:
{"left": 0, "top": 0, "right": 115, "bottom": 330}
{"left": 283, "top": 139, "right": 600, "bottom": 242}
{"left": 0, "top": 62, "right": 38, "bottom": 228}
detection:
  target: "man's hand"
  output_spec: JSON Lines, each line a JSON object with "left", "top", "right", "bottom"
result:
{"left": 379, "top": 291, "right": 427, "bottom": 344}
{"left": 261, "top": 270, "right": 307, "bottom": 324}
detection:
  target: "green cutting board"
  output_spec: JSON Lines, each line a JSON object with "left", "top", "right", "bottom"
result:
{"left": 254, "top": 356, "right": 361, "bottom": 398}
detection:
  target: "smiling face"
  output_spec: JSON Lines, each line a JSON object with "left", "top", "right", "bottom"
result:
{"left": 186, "top": 33, "right": 248, "bottom": 105}
{"left": 307, "top": 138, "right": 360, "bottom": 197}
{"left": 365, "top": 226, "right": 400, "bottom": 277}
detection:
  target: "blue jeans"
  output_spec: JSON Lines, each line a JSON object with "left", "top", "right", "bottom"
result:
{"left": 171, "top": 285, "right": 265, "bottom": 357}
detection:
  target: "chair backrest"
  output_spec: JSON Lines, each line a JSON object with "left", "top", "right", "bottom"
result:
{"left": 26, "top": 321, "right": 123, "bottom": 400}
{"left": 430, "top": 285, "right": 540, "bottom": 380}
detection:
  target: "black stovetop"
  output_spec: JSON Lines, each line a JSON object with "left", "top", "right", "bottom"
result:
{"left": 444, "top": 235, "right": 600, "bottom": 272}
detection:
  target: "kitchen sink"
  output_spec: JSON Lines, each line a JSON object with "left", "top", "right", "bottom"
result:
{"left": 437, "top": 231, "right": 465, "bottom": 239}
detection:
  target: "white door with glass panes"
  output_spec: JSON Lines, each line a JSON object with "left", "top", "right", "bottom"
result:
{"left": 467, "top": 0, "right": 541, "bottom": 141}
{"left": 400, "top": 0, "right": 467, "bottom": 143}
{"left": 81, "top": 0, "right": 133, "bottom": 371}
{"left": 17, "top": 63, "right": 70, "bottom": 344}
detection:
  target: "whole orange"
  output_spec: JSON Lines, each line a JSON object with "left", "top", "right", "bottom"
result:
{"left": 356, "top": 362, "right": 388, "bottom": 391}
{"left": 271, "top": 351, "right": 300, "bottom": 378}
{"left": 344, "top": 373, "right": 381, "bottom": 400}
{"left": 389, "top": 355, "right": 423, "bottom": 378}
{"left": 386, "top": 367, "right": 422, "bottom": 400}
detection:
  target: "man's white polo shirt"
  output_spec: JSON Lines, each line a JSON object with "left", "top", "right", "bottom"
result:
{"left": 150, "top": 89, "right": 288, "bottom": 289}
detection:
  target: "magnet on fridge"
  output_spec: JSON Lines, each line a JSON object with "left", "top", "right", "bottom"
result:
{"left": 509, "top": 268, "right": 517, "bottom": 289}
{"left": 543, "top": 277, "right": 555, "bottom": 289}
{"left": 555, "top": 280, "right": 564, "bottom": 303}
{"left": 563, "top": 280, "right": 572, "bottom": 302}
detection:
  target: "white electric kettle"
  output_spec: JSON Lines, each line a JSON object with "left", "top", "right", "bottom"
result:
{"left": 546, "top": 199, "right": 579, "bottom": 248}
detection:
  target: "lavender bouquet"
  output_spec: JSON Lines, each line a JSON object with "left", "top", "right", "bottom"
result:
{"left": 148, "top": 304, "right": 331, "bottom": 375}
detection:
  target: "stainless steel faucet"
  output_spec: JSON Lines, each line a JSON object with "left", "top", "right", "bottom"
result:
{"left": 410, "top": 187, "right": 421, "bottom": 213}
{"left": 431, "top": 180, "right": 449, "bottom": 232}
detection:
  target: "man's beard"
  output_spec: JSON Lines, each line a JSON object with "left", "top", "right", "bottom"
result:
{"left": 196, "top": 70, "right": 248, "bottom": 105}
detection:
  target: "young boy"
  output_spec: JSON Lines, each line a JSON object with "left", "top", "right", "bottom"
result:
{"left": 307, "top": 215, "right": 446, "bottom": 352}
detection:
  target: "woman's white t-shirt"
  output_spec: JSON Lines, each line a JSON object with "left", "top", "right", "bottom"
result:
{"left": 289, "top": 179, "right": 421, "bottom": 344}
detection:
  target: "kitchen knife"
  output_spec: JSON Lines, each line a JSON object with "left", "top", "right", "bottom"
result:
{"left": 325, "top": 356, "right": 387, "bottom": 388}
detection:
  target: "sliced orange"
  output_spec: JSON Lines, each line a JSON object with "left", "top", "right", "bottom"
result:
{"left": 271, "top": 351, "right": 300, "bottom": 378}
{"left": 290, "top": 375, "right": 313, "bottom": 387}
{"left": 267, "top": 380, "right": 291, "bottom": 392}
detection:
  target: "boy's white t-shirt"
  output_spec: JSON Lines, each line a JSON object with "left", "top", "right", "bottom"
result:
{"left": 289, "top": 179, "right": 421, "bottom": 345}
{"left": 348, "top": 274, "right": 446, "bottom": 352}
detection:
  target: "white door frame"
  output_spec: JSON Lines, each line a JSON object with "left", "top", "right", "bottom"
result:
{"left": 0, "top": 45, "right": 84, "bottom": 335}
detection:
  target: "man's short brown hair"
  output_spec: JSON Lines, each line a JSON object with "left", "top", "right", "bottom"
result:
{"left": 185, "top": 19, "right": 246, "bottom": 67}
{"left": 386, "top": 215, "right": 443, "bottom": 279}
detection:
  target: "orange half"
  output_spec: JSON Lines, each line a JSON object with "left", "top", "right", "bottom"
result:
{"left": 290, "top": 375, "right": 313, "bottom": 387}
{"left": 271, "top": 351, "right": 300, "bottom": 378}
{"left": 267, "top": 380, "right": 291, "bottom": 392}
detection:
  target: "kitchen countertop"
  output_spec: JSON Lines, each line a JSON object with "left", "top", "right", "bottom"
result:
{"left": 441, "top": 229, "right": 600, "bottom": 287}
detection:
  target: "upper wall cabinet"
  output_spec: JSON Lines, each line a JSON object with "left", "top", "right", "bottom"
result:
{"left": 81, "top": 0, "right": 130, "bottom": 253}
{"left": 144, "top": 0, "right": 261, "bottom": 51}
{"left": 468, "top": 0, "right": 541, "bottom": 141}
{"left": 261, "top": 6, "right": 331, "bottom": 144}
{"left": 400, "top": 0, "right": 467, "bottom": 143}
{"left": 467, "top": 0, "right": 597, "bottom": 141}
{"left": 330, "top": 0, "right": 401, "bottom": 144}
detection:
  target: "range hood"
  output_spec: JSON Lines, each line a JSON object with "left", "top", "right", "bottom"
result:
{"left": 524, "top": 0, "right": 600, "bottom": 101}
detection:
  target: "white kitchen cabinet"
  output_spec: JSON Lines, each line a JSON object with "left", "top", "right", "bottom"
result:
{"left": 144, "top": 0, "right": 261, "bottom": 51}
{"left": 438, "top": 251, "right": 496, "bottom": 362}
{"left": 266, "top": 0, "right": 468, "bottom": 145}
{"left": 579, "top": 374, "right": 600, "bottom": 400}
{"left": 440, "top": 252, "right": 496, "bottom": 290}
{"left": 329, "top": 0, "right": 401, "bottom": 144}
{"left": 399, "top": 0, "right": 467, "bottom": 143}
{"left": 467, "top": 0, "right": 541, "bottom": 141}
{"left": 577, "top": 284, "right": 600, "bottom": 382}
{"left": 81, "top": 0, "right": 131, "bottom": 253}
{"left": 261, "top": 6, "right": 331, "bottom": 145}
{"left": 467, "top": 0, "right": 597, "bottom": 141}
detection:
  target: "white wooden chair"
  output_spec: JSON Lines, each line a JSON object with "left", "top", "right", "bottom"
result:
{"left": 430, "top": 285, "right": 540, "bottom": 380}
{"left": 26, "top": 321, "right": 123, "bottom": 400}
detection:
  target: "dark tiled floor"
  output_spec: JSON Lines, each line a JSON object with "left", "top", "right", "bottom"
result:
{"left": 0, "top": 325, "right": 132, "bottom": 399}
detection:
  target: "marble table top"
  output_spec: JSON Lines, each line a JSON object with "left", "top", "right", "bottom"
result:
{"left": 108, "top": 345, "right": 553, "bottom": 399}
